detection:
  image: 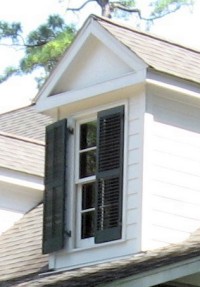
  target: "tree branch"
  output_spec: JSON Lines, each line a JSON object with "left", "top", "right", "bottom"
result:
{"left": 111, "top": 2, "right": 186, "bottom": 21}
{"left": 67, "top": 0, "right": 96, "bottom": 12}
{"left": 111, "top": 3, "right": 141, "bottom": 18}
{"left": 0, "top": 41, "right": 48, "bottom": 48}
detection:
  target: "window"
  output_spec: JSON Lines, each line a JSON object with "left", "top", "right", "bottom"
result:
{"left": 76, "top": 120, "right": 97, "bottom": 247}
{"left": 42, "top": 106, "right": 124, "bottom": 254}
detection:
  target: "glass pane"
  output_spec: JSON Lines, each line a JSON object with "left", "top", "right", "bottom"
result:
{"left": 80, "top": 150, "right": 96, "bottom": 178}
{"left": 82, "top": 183, "right": 95, "bottom": 210}
{"left": 81, "top": 211, "right": 95, "bottom": 239}
{"left": 80, "top": 121, "right": 97, "bottom": 150}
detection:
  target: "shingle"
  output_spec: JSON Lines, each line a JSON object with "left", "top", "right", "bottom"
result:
{"left": 1, "top": 205, "right": 200, "bottom": 287}
{"left": 96, "top": 16, "right": 200, "bottom": 84}
{"left": 0, "top": 104, "right": 52, "bottom": 142}
{"left": 0, "top": 132, "right": 45, "bottom": 176}
{"left": 0, "top": 204, "right": 48, "bottom": 285}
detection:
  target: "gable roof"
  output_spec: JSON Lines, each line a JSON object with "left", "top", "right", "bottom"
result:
{"left": 1, "top": 203, "right": 200, "bottom": 287}
{"left": 36, "top": 15, "right": 200, "bottom": 107}
{"left": 0, "top": 104, "right": 52, "bottom": 142}
{"left": 95, "top": 16, "right": 200, "bottom": 84}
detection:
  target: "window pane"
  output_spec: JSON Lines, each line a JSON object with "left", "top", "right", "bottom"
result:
{"left": 81, "top": 211, "right": 95, "bottom": 239}
{"left": 82, "top": 183, "right": 95, "bottom": 210}
{"left": 80, "top": 121, "right": 97, "bottom": 150}
{"left": 80, "top": 150, "right": 96, "bottom": 178}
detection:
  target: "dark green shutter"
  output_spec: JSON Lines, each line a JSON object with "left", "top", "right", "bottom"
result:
{"left": 95, "top": 106, "right": 124, "bottom": 244}
{"left": 42, "top": 119, "right": 67, "bottom": 254}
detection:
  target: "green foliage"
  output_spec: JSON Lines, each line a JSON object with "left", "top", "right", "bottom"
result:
{"left": 0, "top": 14, "right": 76, "bottom": 87}
{"left": 21, "top": 28, "right": 75, "bottom": 73}
{"left": 0, "top": 21, "right": 22, "bottom": 43}
{"left": 0, "top": 67, "right": 20, "bottom": 84}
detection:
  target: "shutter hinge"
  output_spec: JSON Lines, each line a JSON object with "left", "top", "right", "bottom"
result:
{"left": 67, "top": 127, "right": 74, "bottom": 135}
{"left": 64, "top": 230, "right": 72, "bottom": 237}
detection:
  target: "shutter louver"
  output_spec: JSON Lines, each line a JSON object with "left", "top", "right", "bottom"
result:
{"left": 42, "top": 119, "right": 67, "bottom": 254}
{"left": 95, "top": 106, "right": 124, "bottom": 243}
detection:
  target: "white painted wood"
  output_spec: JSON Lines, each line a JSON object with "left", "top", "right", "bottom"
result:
{"left": 142, "top": 90, "right": 200, "bottom": 250}
{"left": 0, "top": 167, "right": 43, "bottom": 213}
{"left": 36, "top": 16, "right": 146, "bottom": 111}
{"left": 52, "top": 36, "right": 133, "bottom": 94}
{"left": 37, "top": 71, "right": 145, "bottom": 113}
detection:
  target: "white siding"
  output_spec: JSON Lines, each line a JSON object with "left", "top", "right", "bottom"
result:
{"left": 142, "top": 93, "right": 200, "bottom": 250}
{"left": 126, "top": 94, "right": 145, "bottom": 247}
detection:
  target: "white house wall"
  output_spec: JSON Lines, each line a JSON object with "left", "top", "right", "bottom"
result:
{"left": 142, "top": 88, "right": 200, "bottom": 250}
{"left": 50, "top": 86, "right": 146, "bottom": 270}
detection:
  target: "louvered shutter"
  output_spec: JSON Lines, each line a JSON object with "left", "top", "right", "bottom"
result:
{"left": 42, "top": 119, "right": 67, "bottom": 254}
{"left": 95, "top": 106, "right": 124, "bottom": 243}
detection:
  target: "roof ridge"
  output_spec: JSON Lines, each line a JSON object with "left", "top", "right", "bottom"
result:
{"left": 0, "top": 131, "right": 45, "bottom": 146}
{"left": 92, "top": 15, "right": 200, "bottom": 54}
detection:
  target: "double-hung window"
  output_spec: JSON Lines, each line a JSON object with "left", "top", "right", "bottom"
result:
{"left": 76, "top": 120, "right": 97, "bottom": 247}
{"left": 42, "top": 105, "right": 125, "bottom": 254}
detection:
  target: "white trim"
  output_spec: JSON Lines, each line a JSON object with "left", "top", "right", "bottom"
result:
{"left": 36, "top": 16, "right": 146, "bottom": 109}
{"left": 75, "top": 117, "right": 97, "bottom": 248}
{"left": 146, "top": 70, "right": 200, "bottom": 100}
{"left": 37, "top": 71, "right": 145, "bottom": 113}
{"left": 0, "top": 167, "right": 43, "bottom": 191}
{"left": 69, "top": 100, "right": 128, "bottom": 250}
{"left": 91, "top": 20, "right": 146, "bottom": 71}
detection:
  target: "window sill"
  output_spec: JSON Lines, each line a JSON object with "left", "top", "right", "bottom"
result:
{"left": 70, "top": 237, "right": 126, "bottom": 254}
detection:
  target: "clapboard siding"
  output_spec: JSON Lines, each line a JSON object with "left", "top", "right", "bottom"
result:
{"left": 143, "top": 93, "right": 200, "bottom": 249}
{"left": 126, "top": 94, "right": 145, "bottom": 246}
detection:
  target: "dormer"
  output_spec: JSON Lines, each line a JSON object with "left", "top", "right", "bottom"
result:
{"left": 36, "top": 15, "right": 200, "bottom": 271}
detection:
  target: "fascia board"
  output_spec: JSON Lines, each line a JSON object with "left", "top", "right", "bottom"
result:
{"left": 36, "top": 17, "right": 94, "bottom": 103}
{"left": 37, "top": 70, "right": 146, "bottom": 112}
{"left": 0, "top": 166, "right": 44, "bottom": 191}
{"left": 147, "top": 69, "right": 200, "bottom": 99}
{"left": 100, "top": 256, "right": 200, "bottom": 287}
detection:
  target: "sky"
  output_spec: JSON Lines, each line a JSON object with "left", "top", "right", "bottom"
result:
{"left": 0, "top": 0, "right": 199, "bottom": 113}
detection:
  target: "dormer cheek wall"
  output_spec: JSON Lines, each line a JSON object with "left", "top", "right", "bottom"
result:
{"left": 142, "top": 88, "right": 200, "bottom": 250}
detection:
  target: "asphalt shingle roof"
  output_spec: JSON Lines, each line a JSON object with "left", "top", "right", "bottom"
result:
{"left": 0, "top": 104, "right": 52, "bottom": 142}
{"left": 95, "top": 16, "right": 200, "bottom": 84}
{"left": 0, "top": 132, "right": 45, "bottom": 176}
{"left": 0, "top": 204, "right": 200, "bottom": 287}
{"left": 0, "top": 204, "right": 48, "bottom": 286}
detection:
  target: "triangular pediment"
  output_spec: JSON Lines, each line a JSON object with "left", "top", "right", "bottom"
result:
{"left": 36, "top": 16, "right": 147, "bottom": 113}
{"left": 51, "top": 35, "right": 133, "bottom": 95}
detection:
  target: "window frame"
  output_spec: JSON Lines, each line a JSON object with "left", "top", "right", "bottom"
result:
{"left": 73, "top": 102, "right": 127, "bottom": 250}
{"left": 75, "top": 116, "right": 97, "bottom": 248}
